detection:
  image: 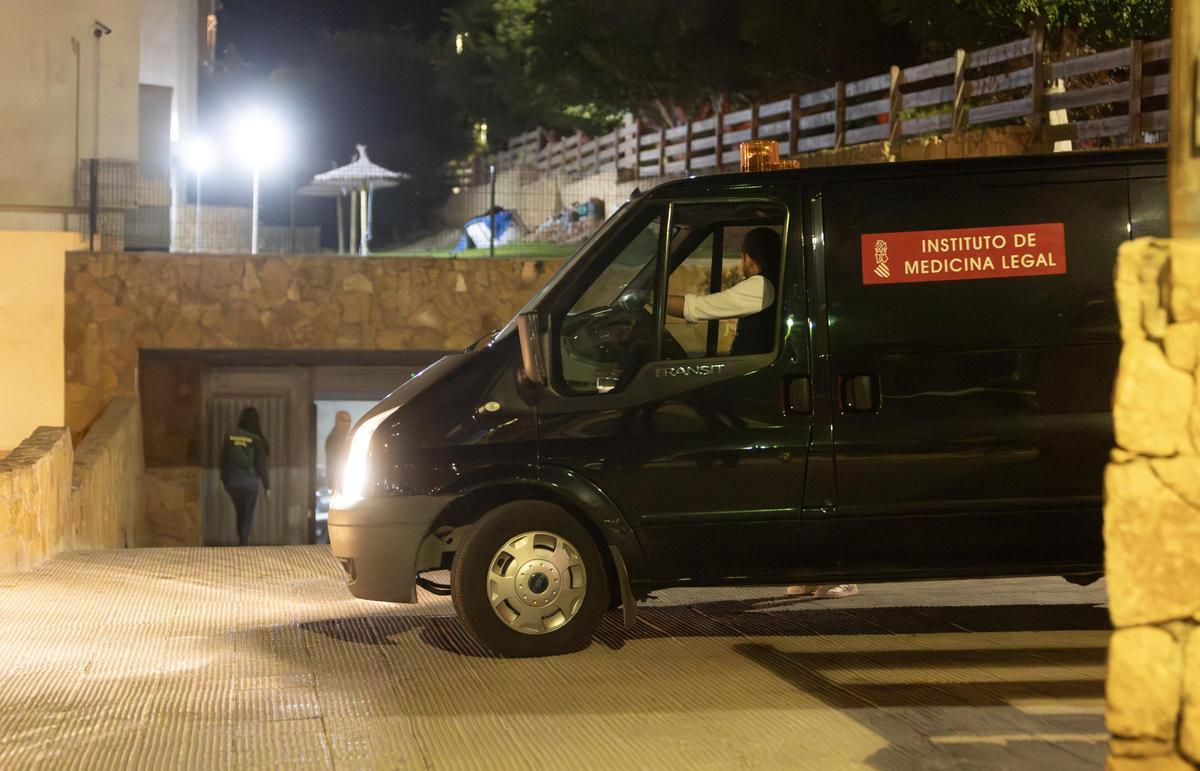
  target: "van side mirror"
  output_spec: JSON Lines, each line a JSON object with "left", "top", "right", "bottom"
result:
{"left": 517, "top": 311, "right": 548, "bottom": 385}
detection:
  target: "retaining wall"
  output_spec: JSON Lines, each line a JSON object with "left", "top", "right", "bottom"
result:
{"left": 71, "top": 398, "right": 145, "bottom": 550}
{"left": 65, "top": 252, "right": 565, "bottom": 436}
{"left": 0, "top": 397, "right": 148, "bottom": 573}
{"left": 0, "top": 427, "right": 73, "bottom": 572}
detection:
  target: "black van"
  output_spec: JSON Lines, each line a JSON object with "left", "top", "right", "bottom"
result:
{"left": 329, "top": 149, "right": 1166, "bottom": 657}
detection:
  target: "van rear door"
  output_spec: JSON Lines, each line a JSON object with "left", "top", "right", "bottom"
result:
{"left": 816, "top": 160, "right": 1140, "bottom": 574}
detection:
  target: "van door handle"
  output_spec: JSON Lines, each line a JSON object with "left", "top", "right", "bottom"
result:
{"left": 840, "top": 373, "right": 880, "bottom": 413}
{"left": 786, "top": 376, "right": 812, "bottom": 415}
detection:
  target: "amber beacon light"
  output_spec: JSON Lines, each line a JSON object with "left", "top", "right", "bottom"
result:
{"left": 739, "top": 140, "right": 801, "bottom": 172}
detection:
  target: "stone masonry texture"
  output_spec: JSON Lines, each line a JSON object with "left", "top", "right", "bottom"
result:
{"left": 1105, "top": 238, "right": 1200, "bottom": 767}
{"left": 0, "top": 427, "right": 72, "bottom": 572}
{"left": 0, "top": 398, "right": 147, "bottom": 571}
{"left": 70, "top": 398, "right": 145, "bottom": 549}
{"left": 64, "top": 252, "right": 566, "bottom": 437}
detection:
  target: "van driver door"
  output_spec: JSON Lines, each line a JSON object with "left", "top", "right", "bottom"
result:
{"left": 536, "top": 196, "right": 815, "bottom": 582}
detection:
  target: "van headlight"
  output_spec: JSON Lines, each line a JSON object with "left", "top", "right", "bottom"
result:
{"left": 332, "top": 407, "right": 399, "bottom": 507}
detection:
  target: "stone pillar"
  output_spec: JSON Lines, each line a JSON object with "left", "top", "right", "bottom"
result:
{"left": 1106, "top": 237, "right": 1200, "bottom": 767}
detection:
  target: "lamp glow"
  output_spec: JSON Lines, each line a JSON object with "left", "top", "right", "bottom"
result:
{"left": 229, "top": 110, "right": 286, "bottom": 254}
{"left": 231, "top": 111, "right": 285, "bottom": 169}
{"left": 183, "top": 138, "right": 213, "bottom": 173}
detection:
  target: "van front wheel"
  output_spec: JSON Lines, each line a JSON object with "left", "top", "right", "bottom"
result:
{"left": 451, "top": 501, "right": 609, "bottom": 657}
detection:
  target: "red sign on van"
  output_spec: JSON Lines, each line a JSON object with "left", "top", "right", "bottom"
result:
{"left": 861, "top": 223, "right": 1066, "bottom": 285}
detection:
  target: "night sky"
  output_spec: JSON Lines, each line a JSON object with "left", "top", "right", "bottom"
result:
{"left": 215, "top": 0, "right": 447, "bottom": 70}
{"left": 196, "top": 0, "right": 455, "bottom": 246}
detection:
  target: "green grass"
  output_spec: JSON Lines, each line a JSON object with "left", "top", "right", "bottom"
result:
{"left": 375, "top": 241, "right": 578, "bottom": 259}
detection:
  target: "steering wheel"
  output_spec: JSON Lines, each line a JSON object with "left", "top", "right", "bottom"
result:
{"left": 614, "top": 292, "right": 690, "bottom": 360}
{"left": 563, "top": 294, "right": 690, "bottom": 371}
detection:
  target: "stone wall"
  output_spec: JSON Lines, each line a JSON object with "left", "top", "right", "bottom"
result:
{"left": 65, "top": 252, "right": 565, "bottom": 436}
{"left": 144, "top": 466, "right": 200, "bottom": 547}
{"left": 1105, "top": 237, "right": 1200, "bottom": 766}
{"left": 71, "top": 398, "right": 145, "bottom": 550}
{"left": 0, "top": 398, "right": 149, "bottom": 572}
{"left": 896, "top": 125, "right": 1046, "bottom": 162}
{"left": 0, "top": 427, "right": 73, "bottom": 572}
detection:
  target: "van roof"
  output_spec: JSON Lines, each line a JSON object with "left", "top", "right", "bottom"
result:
{"left": 644, "top": 147, "right": 1166, "bottom": 198}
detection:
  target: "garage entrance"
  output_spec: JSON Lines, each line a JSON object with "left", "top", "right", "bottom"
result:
{"left": 201, "top": 368, "right": 310, "bottom": 546}
{"left": 139, "top": 350, "right": 440, "bottom": 547}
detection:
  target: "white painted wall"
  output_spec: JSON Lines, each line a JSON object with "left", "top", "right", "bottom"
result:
{"left": 0, "top": 0, "right": 141, "bottom": 211}
{"left": 139, "top": 0, "right": 197, "bottom": 143}
{"left": 0, "top": 231, "right": 85, "bottom": 450}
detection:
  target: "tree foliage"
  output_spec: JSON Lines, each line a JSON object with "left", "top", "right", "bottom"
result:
{"left": 436, "top": 0, "right": 1171, "bottom": 145}
{"left": 876, "top": 0, "right": 1170, "bottom": 57}
{"left": 435, "top": 0, "right": 917, "bottom": 136}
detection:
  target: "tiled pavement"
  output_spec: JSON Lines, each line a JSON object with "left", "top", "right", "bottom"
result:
{"left": 0, "top": 546, "right": 1110, "bottom": 769}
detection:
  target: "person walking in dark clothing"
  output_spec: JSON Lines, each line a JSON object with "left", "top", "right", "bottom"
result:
{"left": 219, "top": 407, "right": 270, "bottom": 546}
{"left": 324, "top": 410, "right": 352, "bottom": 494}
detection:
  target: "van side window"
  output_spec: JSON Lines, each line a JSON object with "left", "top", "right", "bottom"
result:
{"left": 556, "top": 210, "right": 664, "bottom": 394}
{"left": 663, "top": 203, "right": 787, "bottom": 359}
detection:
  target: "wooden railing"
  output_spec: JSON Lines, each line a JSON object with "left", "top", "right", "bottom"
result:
{"left": 459, "top": 35, "right": 1171, "bottom": 184}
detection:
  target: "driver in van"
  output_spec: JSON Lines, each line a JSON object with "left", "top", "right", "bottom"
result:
{"left": 666, "top": 226, "right": 780, "bottom": 356}
{"left": 666, "top": 226, "right": 859, "bottom": 601}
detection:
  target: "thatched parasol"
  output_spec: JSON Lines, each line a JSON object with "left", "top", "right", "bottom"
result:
{"left": 302, "top": 145, "right": 409, "bottom": 255}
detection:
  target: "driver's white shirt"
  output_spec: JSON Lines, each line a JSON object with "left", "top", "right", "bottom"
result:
{"left": 682, "top": 275, "right": 775, "bottom": 323}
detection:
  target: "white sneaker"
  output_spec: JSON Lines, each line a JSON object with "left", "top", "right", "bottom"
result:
{"left": 813, "top": 584, "right": 858, "bottom": 599}
{"left": 786, "top": 584, "right": 859, "bottom": 599}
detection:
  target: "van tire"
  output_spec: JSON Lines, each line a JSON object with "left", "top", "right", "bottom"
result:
{"left": 452, "top": 500, "right": 609, "bottom": 657}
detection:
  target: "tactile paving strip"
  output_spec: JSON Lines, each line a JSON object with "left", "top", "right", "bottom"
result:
{"left": 0, "top": 547, "right": 1110, "bottom": 769}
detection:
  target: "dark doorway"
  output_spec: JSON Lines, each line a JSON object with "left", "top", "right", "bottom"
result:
{"left": 309, "top": 365, "right": 424, "bottom": 543}
{"left": 313, "top": 399, "right": 376, "bottom": 544}
{"left": 202, "top": 368, "right": 311, "bottom": 545}
{"left": 140, "top": 349, "right": 445, "bottom": 548}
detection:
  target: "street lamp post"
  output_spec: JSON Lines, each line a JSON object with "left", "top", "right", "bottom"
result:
{"left": 184, "top": 139, "right": 212, "bottom": 253}
{"left": 196, "top": 166, "right": 203, "bottom": 251}
{"left": 250, "top": 162, "right": 260, "bottom": 254}
{"left": 232, "top": 111, "right": 284, "bottom": 256}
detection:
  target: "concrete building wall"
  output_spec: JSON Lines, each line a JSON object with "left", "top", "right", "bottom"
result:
{"left": 0, "top": 0, "right": 141, "bottom": 214}
{"left": 0, "top": 231, "right": 85, "bottom": 451}
{"left": 139, "top": 0, "right": 198, "bottom": 143}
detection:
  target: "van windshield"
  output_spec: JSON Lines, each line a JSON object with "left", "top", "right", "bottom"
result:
{"left": 515, "top": 197, "right": 637, "bottom": 316}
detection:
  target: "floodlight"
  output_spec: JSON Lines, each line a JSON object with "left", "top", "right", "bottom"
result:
{"left": 184, "top": 138, "right": 213, "bottom": 173}
{"left": 229, "top": 110, "right": 287, "bottom": 255}
{"left": 231, "top": 110, "right": 286, "bottom": 170}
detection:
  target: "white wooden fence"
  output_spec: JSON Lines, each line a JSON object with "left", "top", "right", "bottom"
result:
{"left": 458, "top": 35, "right": 1170, "bottom": 183}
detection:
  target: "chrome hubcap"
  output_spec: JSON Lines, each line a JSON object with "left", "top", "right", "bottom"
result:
{"left": 487, "top": 530, "right": 586, "bottom": 635}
